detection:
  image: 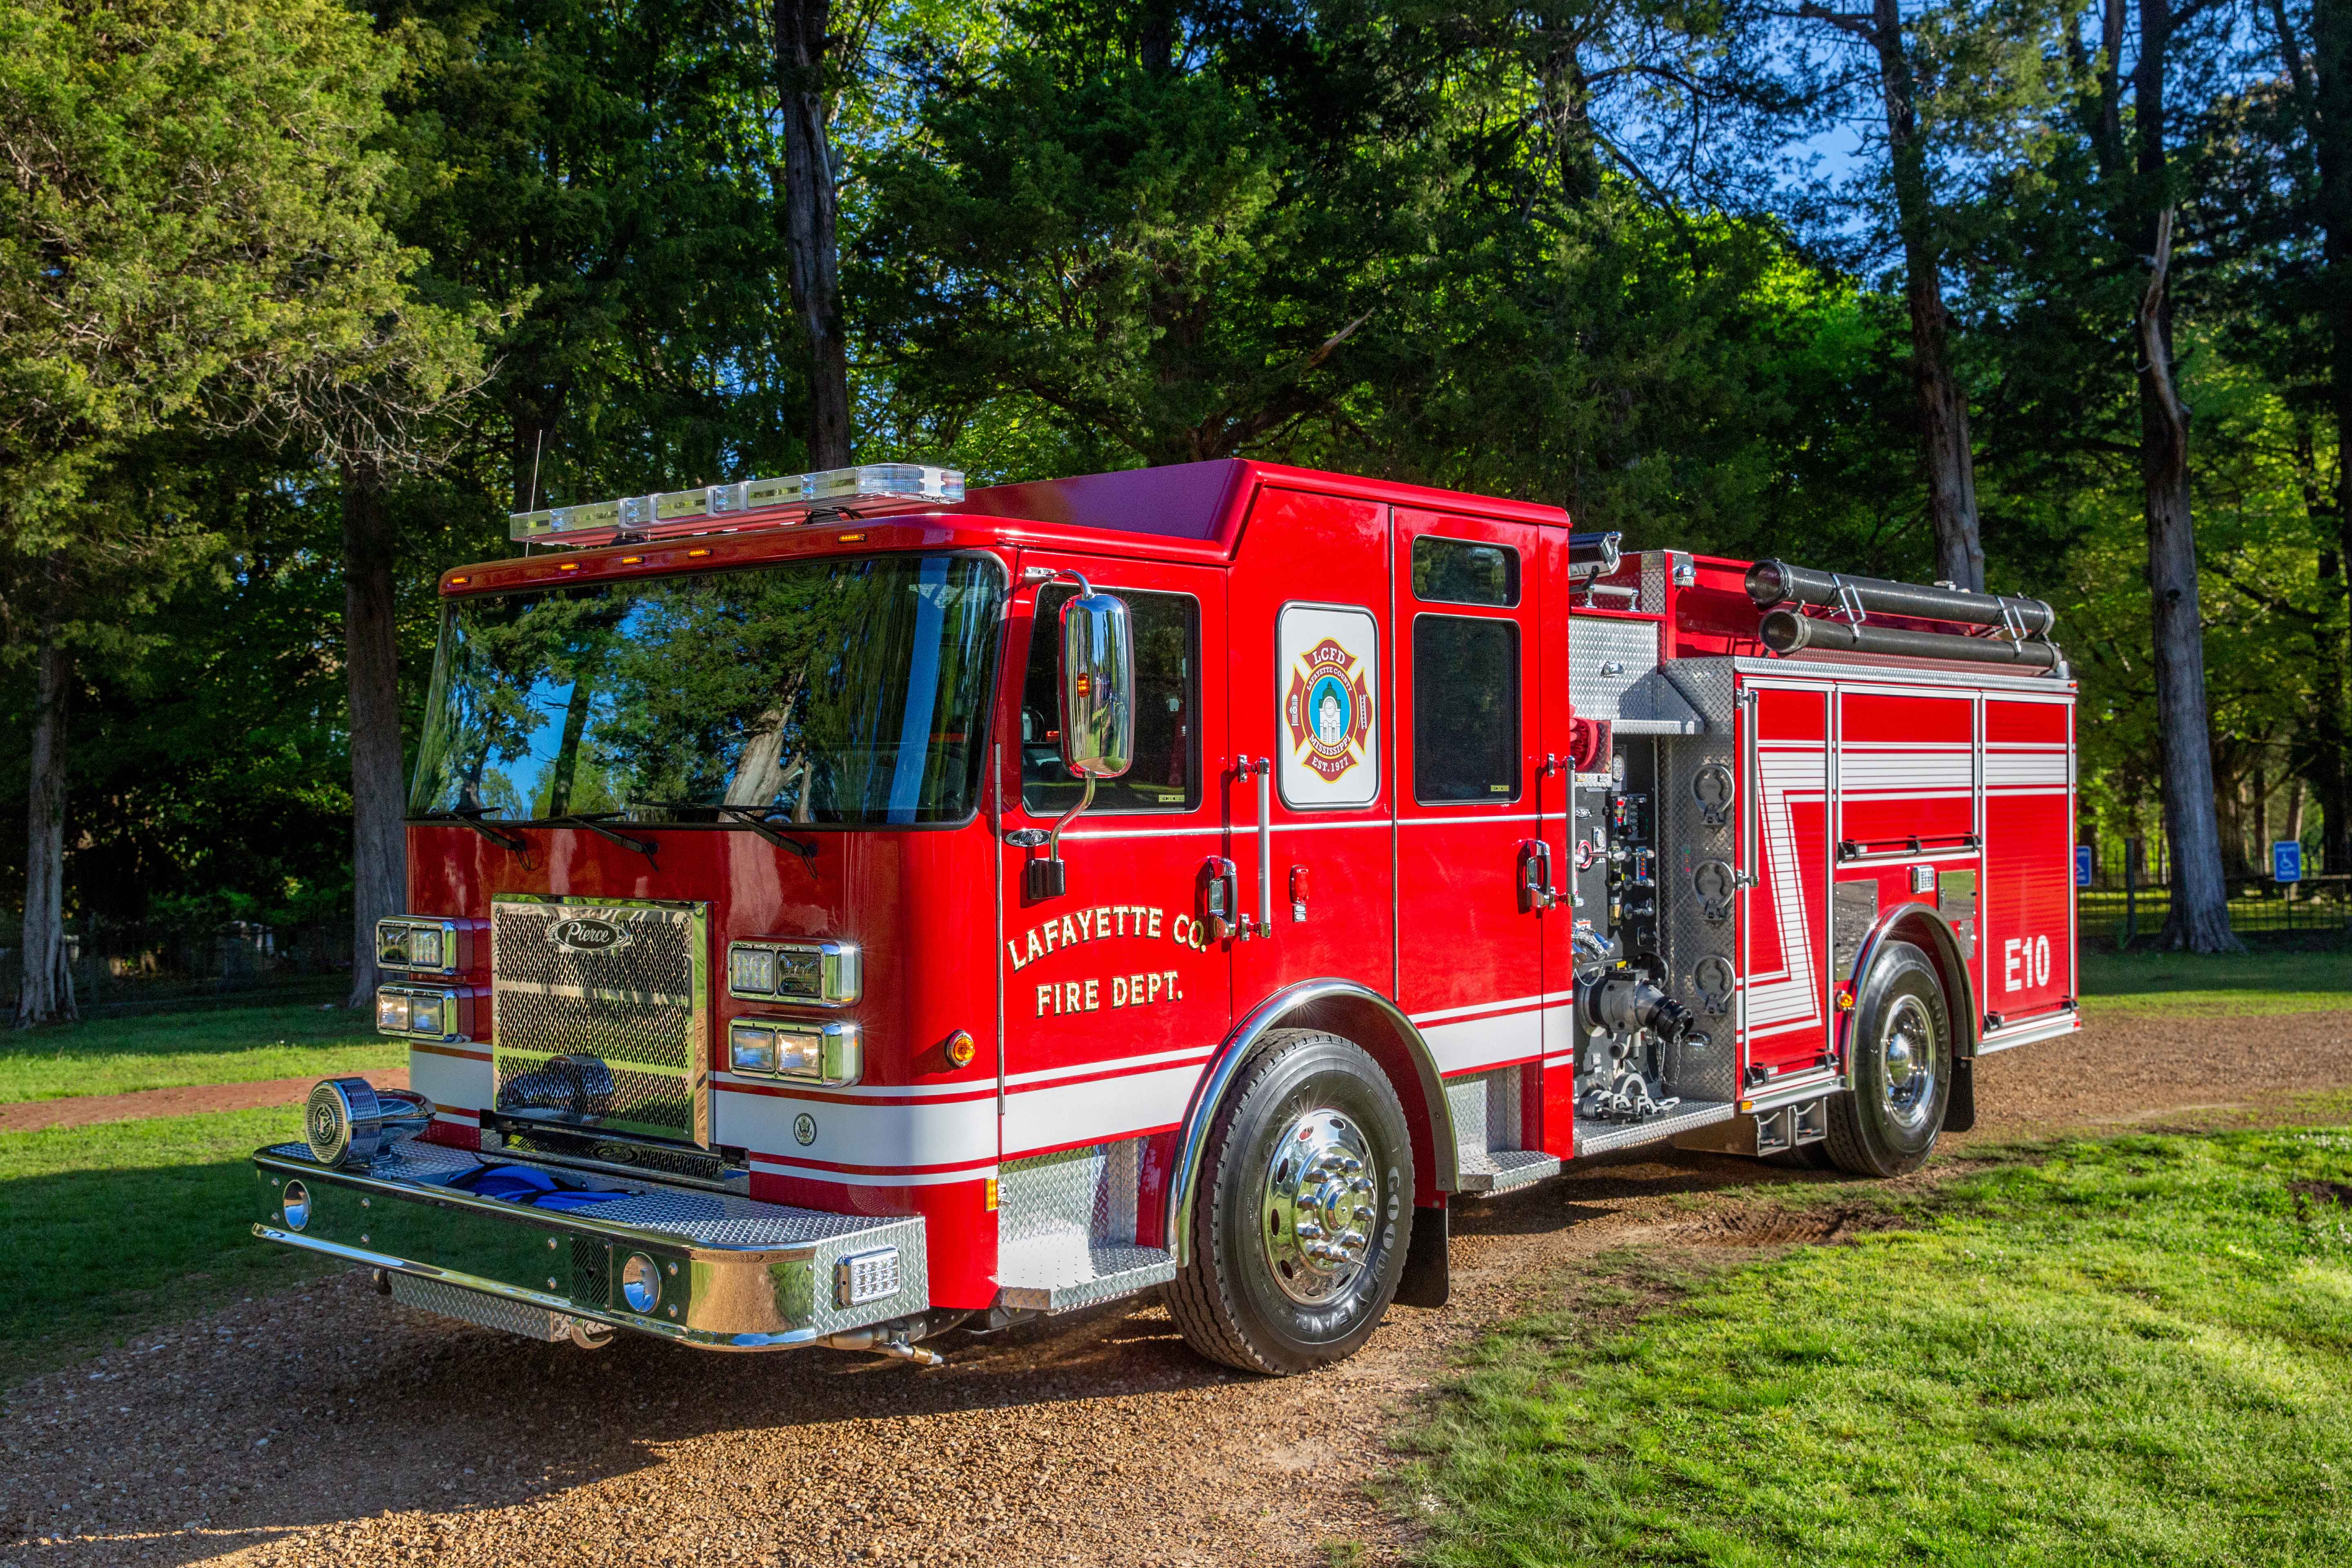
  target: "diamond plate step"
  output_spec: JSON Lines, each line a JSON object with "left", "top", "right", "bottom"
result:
{"left": 390, "top": 1271, "right": 588, "bottom": 1343}
{"left": 997, "top": 1238, "right": 1175, "bottom": 1314}
{"left": 1573, "top": 1100, "right": 1737, "bottom": 1157}
{"left": 1455, "top": 1147, "right": 1561, "bottom": 1194}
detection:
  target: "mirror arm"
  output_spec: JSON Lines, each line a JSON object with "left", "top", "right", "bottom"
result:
{"left": 1045, "top": 774, "right": 1096, "bottom": 870}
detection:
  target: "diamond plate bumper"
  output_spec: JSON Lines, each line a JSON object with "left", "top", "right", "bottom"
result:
{"left": 253, "top": 1140, "right": 926, "bottom": 1349}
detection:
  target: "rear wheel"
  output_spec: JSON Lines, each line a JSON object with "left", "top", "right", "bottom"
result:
{"left": 1824, "top": 941, "right": 1951, "bottom": 1178}
{"left": 1166, "top": 1029, "right": 1412, "bottom": 1374}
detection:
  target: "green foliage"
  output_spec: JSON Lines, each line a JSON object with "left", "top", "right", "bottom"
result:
{"left": 1391, "top": 1128, "right": 2352, "bottom": 1566}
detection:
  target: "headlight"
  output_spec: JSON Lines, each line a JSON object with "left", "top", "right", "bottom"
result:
{"left": 373, "top": 985, "right": 473, "bottom": 1042}
{"left": 728, "top": 1018, "right": 860, "bottom": 1085}
{"left": 620, "top": 1252, "right": 661, "bottom": 1313}
{"left": 374, "top": 916, "right": 474, "bottom": 976}
{"left": 728, "top": 945, "right": 776, "bottom": 996}
{"left": 726, "top": 939, "right": 860, "bottom": 1005}
{"left": 729, "top": 1025, "right": 778, "bottom": 1075}
{"left": 281, "top": 1179, "right": 310, "bottom": 1230}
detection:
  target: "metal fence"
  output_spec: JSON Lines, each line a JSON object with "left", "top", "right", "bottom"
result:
{"left": 0, "top": 920, "right": 349, "bottom": 1017}
{"left": 2078, "top": 878, "right": 2352, "bottom": 949}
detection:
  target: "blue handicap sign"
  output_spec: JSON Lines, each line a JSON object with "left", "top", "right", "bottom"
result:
{"left": 2074, "top": 844, "right": 2093, "bottom": 888}
{"left": 2273, "top": 840, "right": 2303, "bottom": 884}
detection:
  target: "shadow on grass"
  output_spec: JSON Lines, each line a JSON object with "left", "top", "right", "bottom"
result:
{"left": 0, "top": 1148, "right": 330, "bottom": 1391}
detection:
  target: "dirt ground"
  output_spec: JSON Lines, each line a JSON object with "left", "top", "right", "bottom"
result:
{"left": 2, "top": 1007, "right": 2344, "bottom": 1568}
{"left": 0, "top": 1074, "right": 412, "bottom": 1136}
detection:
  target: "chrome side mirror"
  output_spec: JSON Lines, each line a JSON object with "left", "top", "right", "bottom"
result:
{"left": 1058, "top": 588, "right": 1134, "bottom": 780}
{"left": 1026, "top": 577, "right": 1134, "bottom": 900}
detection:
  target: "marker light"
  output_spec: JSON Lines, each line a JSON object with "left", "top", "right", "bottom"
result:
{"left": 945, "top": 1029, "right": 978, "bottom": 1068}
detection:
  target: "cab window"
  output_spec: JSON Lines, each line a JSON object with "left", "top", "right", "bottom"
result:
{"left": 1021, "top": 586, "right": 1200, "bottom": 814}
{"left": 1413, "top": 614, "right": 1520, "bottom": 803}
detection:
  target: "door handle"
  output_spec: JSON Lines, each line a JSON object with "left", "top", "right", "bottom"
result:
{"left": 1518, "top": 839, "right": 1557, "bottom": 913}
{"left": 1200, "top": 856, "right": 1240, "bottom": 941}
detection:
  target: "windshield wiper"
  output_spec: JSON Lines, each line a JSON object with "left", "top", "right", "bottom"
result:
{"left": 546, "top": 812, "right": 658, "bottom": 861}
{"left": 627, "top": 802, "right": 817, "bottom": 863}
{"left": 414, "top": 810, "right": 526, "bottom": 853}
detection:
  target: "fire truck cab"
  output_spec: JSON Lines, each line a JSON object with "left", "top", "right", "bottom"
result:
{"left": 253, "top": 458, "right": 2079, "bottom": 1373}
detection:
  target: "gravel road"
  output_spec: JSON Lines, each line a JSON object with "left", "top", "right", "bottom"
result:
{"left": 4, "top": 1007, "right": 2345, "bottom": 1568}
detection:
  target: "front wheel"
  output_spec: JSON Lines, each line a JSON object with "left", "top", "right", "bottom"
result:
{"left": 1824, "top": 940, "right": 1952, "bottom": 1178}
{"left": 1166, "top": 1029, "right": 1413, "bottom": 1374}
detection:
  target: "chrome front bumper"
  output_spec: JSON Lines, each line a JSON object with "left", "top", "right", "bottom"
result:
{"left": 252, "top": 1139, "right": 927, "bottom": 1349}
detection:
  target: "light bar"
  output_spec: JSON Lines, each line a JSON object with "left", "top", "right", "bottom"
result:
{"left": 509, "top": 464, "right": 964, "bottom": 548}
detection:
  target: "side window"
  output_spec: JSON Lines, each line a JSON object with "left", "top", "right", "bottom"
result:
{"left": 1413, "top": 615, "right": 1520, "bottom": 803}
{"left": 1022, "top": 585, "right": 1200, "bottom": 814}
{"left": 1412, "top": 536, "right": 1519, "bottom": 607}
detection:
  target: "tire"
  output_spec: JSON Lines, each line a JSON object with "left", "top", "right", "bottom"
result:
{"left": 1166, "top": 1029, "right": 1413, "bottom": 1374}
{"left": 1824, "top": 940, "right": 1952, "bottom": 1178}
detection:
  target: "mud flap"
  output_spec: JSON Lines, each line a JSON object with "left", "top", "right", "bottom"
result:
{"left": 1393, "top": 1201, "right": 1449, "bottom": 1309}
{"left": 1942, "top": 1055, "right": 1976, "bottom": 1133}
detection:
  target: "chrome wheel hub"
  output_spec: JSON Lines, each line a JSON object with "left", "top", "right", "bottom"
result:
{"left": 1878, "top": 994, "right": 1938, "bottom": 1131}
{"left": 1260, "top": 1107, "right": 1379, "bottom": 1306}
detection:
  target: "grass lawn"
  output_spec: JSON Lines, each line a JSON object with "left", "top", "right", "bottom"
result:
{"left": 0, "top": 1104, "right": 336, "bottom": 1389}
{"left": 2078, "top": 945, "right": 2352, "bottom": 1015}
{"left": 1387, "top": 1127, "right": 2352, "bottom": 1566}
{"left": 0, "top": 1001, "right": 401, "bottom": 1102}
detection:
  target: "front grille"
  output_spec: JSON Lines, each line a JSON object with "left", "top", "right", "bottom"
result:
{"left": 491, "top": 898, "right": 709, "bottom": 1146}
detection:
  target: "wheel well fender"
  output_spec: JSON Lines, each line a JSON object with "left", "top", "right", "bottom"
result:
{"left": 1163, "top": 979, "right": 1458, "bottom": 1269}
{"left": 1843, "top": 904, "right": 1979, "bottom": 1062}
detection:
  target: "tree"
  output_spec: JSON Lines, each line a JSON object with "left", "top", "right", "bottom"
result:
{"left": 0, "top": 0, "right": 479, "bottom": 1022}
{"left": 1788, "top": 0, "right": 2069, "bottom": 591}
{"left": 771, "top": 0, "right": 860, "bottom": 467}
{"left": 2244, "top": 0, "right": 2350, "bottom": 869}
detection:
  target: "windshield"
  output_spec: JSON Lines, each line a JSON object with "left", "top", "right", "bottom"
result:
{"left": 409, "top": 554, "right": 1004, "bottom": 827}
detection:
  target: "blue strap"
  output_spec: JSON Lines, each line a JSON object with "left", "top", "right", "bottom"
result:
{"left": 450, "top": 1163, "right": 629, "bottom": 1209}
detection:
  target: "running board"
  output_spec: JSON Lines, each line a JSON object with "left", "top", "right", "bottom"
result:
{"left": 1573, "top": 1100, "right": 1737, "bottom": 1157}
{"left": 996, "top": 1238, "right": 1175, "bottom": 1314}
{"left": 1456, "top": 1147, "right": 1562, "bottom": 1194}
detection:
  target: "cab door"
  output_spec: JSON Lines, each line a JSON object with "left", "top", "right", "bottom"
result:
{"left": 1390, "top": 510, "right": 1550, "bottom": 1101}
{"left": 994, "top": 557, "right": 1231, "bottom": 1169}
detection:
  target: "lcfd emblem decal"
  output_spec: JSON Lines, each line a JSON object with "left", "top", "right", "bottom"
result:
{"left": 1283, "top": 638, "right": 1373, "bottom": 782}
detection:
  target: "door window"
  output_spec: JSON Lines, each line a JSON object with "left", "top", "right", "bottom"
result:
{"left": 1412, "top": 615, "right": 1521, "bottom": 803}
{"left": 1021, "top": 585, "right": 1200, "bottom": 813}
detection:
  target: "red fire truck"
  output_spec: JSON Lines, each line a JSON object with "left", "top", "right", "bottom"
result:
{"left": 253, "top": 459, "right": 2079, "bottom": 1373}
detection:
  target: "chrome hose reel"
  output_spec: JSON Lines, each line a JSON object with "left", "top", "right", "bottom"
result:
{"left": 305, "top": 1076, "right": 437, "bottom": 1168}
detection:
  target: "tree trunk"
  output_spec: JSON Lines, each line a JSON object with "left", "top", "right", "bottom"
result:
{"left": 343, "top": 461, "right": 408, "bottom": 1007}
{"left": 1869, "top": 0, "right": 1984, "bottom": 590}
{"left": 2267, "top": 0, "right": 2351, "bottom": 869}
{"left": 2137, "top": 211, "right": 2239, "bottom": 951}
{"left": 771, "top": 0, "right": 853, "bottom": 469}
{"left": 15, "top": 624, "right": 77, "bottom": 1027}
